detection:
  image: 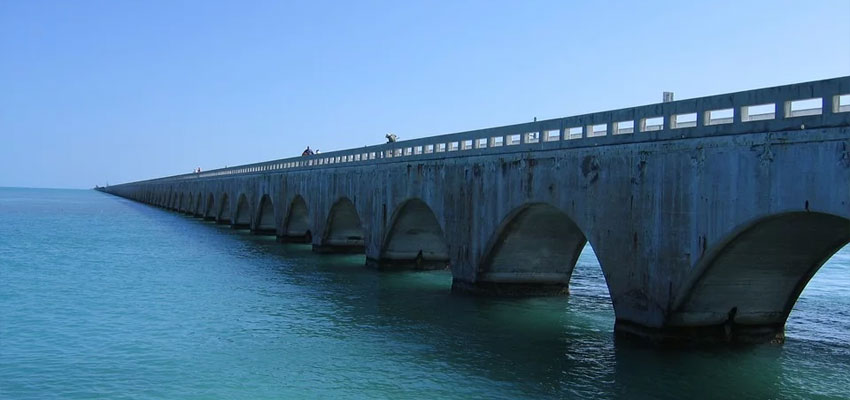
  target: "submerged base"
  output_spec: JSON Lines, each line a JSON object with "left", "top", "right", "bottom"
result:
{"left": 365, "top": 257, "right": 449, "bottom": 271}
{"left": 614, "top": 319, "right": 786, "bottom": 345}
{"left": 231, "top": 223, "right": 250, "bottom": 230}
{"left": 252, "top": 228, "right": 276, "bottom": 236}
{"left": 277, "top": 234, "right": 312, "bottom": 244}
{"left": 450, "top": 279, "right": 568, "bottom": 297}
{"left": 312, "top": 244, "right": 365, "bottom": 254}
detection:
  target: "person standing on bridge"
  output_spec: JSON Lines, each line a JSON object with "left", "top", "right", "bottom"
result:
{"left": 302, "top": 146, "right": 314, "bottom": 156}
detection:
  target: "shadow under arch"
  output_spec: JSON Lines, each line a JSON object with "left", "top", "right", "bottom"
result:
{"left": 185, "top": 193, "right": 194, "bottom": 214}
{"left": 204, "top": 193, "right": 215, "bottom": 221}
{"left": 460, "top": 202, "right": 596, "bottom": 297}
{"left": 315, "top": 197, "right": 365, "bottom": 254}
{"left": 232, "top": 193, "right": 251, "bottom": 229}
{"left": 254, "top": 194, "right": 276, "bottom": 235}
{"left": 667, "top": 211, "right": 850, "bottom": 344}
{"left": 217, "top": 193, "right": 231, "bottom": 224}
{"left": 193, "top": 192, "right": 203, "bottom": 216}
{"left": 373, "top": 198, "right": 449, "bottom": 270}
{"left": 281, "top": 195, "right": 311, "bottom": 243}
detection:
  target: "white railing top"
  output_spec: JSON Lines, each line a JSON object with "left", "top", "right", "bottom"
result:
{"left": 119, "top": 76, "right": 850, "bottom": 186}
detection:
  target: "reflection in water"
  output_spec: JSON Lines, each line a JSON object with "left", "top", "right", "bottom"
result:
{"left": 0, "top": 188, "right": 848, "bottom": 399}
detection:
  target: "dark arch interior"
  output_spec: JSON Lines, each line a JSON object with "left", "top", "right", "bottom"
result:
{"left": 218, "top": 193, "right": 231, "bottom": 224}
{"left": 255, "top": 194, "right": 276, "bottom": 234}
{"left": 671, "top": 212, "right": 850, "bottom": 342}
{"left": 233, "top": 194, "right": 251, "bottom": 228}
{"left": 283, "top": 196, "right": 311, "bottom": 243}
{"left": 380, "top": 198, "right": 449, "bottom": 269}
{"left": 320, "top": 198, "right": 365, "bottom": 253}
{"left": 204, "top": 194, "right": 215, "bottom": 220}
{"left": 475, "top": 203, "right": 588, "bottom": 296}
{"left": 194, "top": 193, "right": 202, "bottom": 215}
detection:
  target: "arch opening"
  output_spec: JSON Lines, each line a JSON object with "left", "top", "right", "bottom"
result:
{"left": 785, "top": 243, "right": 850, "bottom": 344}
{"left": 376, "top": 198, "right": 449, "bottom": 270}
{"left": 233, "top": 193, "right": 251, "bottom": 229}
{"left": 254, "top": 194, "right": 276, "bottom": 235}
{"left": 204, "top": 193, "right": 215, "bottom": 221}
{"left": 669, "top": 212, "right": 850, "bottom": 343}
{"left": 282, "top": 196, "right": 311, "bottom": 243}
{"left": 316, "top": 198, "right": 365, "bottom": 254}
{"left": 217, "top": 193, "right": 231, "bottom": 224}
{"left": 462, "top": 203, "right": 589, "bottom": 296}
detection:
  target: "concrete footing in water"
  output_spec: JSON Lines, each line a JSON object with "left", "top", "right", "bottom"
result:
{"left": 312, "top": 244, "right": 365, "bottom": 254}
{"left": 450, "top": 279, "right": 568, "bottom": 297}
{"left": 277, "top": 234, "right": 312, "bottom": 244}
{"left": 614, "top": 319, "right": 786, "bottom": 345}
{"left": 365, "top": 257, "right": 449, "bottom": 271}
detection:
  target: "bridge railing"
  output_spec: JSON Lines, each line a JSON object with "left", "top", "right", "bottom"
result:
{"left": 129, "top": 76, "right": 850, "bottom": 185}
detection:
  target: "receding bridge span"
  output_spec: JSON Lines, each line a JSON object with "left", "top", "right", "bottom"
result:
{"left": 101, "top": 77, "right": 850, "bottom": 344}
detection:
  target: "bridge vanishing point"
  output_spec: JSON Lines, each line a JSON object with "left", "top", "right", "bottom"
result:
{"left": 100, "top": 77, "right": 850, "bottom": 344}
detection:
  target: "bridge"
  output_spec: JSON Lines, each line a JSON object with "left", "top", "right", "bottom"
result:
{"left": 100, "top": 77, "right": 850, "bottom": 344}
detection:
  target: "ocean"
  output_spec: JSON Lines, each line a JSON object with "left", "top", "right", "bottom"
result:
{"left": 1, "top": 188, "right": 848, "bottom": 399}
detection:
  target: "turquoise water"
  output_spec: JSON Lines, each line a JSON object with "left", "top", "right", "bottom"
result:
{"left": 1, "top": 188, "right": 848, "bottom": 399}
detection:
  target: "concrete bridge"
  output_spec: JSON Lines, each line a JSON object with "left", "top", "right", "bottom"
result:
{"left": 101, "top": 77, "right": 850, "bottom": 344}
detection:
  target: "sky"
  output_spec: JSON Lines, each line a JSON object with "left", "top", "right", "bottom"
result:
{"left": 1, "top": 1, "right": 848, "bottom": 189}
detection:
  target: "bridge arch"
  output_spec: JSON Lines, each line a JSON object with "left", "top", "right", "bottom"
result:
{"left": 217, "top": 193, "right": 231, "bottom": 224}
{"left": 178, "top": 193, "right": 186, "bottom": 212}
{"left": 233, "top": 193, "right": 251, "bottom": 229}
{"left": 470, "top": 203, "right": 593, "bottom": 296}
{"left": 282, "top": 195, "right": 311, "bottom": 243}
{"left": 669, "top": 211, "right": 850, "bottom": 343}
{"left": 254, "top": 194, "right": 276, "bottom": 235}
{"left": 378, "top": 198, "right": 449, "bottom": 269}
{"left": 204, "top": 193, "right": 215, "bottom": 220}
{"left": 317, "top": 197, "right": 365, "bottom": 253}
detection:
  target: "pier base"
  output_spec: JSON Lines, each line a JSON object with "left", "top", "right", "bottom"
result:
{"left": 451, "top": 279, "right": 568, "bottom": 296}
{"left": 312, "top": 243, "right": 365, "bottom": 254}
{"left": 613, "top": 319, "right": 786, "bottom": 345}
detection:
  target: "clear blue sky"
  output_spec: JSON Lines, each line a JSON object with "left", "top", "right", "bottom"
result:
{"left": 1, "top": 0, "right": 848, "bottom": 189}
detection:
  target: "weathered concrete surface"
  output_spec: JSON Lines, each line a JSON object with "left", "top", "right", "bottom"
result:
{"left": 101, "top": 77, "right": 850, "bottom": 344}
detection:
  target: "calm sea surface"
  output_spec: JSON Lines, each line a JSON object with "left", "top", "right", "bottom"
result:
{"left": 1, "top": 188, "right": 848, "bottom": 399}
